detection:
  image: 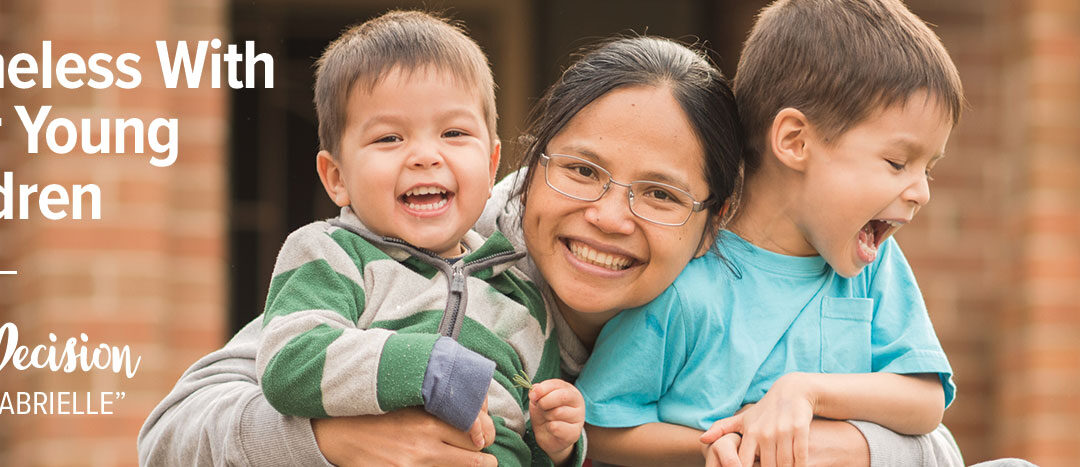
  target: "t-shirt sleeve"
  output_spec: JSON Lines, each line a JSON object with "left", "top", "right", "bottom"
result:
{"left": 867, "top": 238, "right": 956, "bottom": 407}
{"left": 575, "top": 286, "right": 688, "bottom": 428}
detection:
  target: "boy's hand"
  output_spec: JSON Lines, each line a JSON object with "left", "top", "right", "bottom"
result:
{"left": 702, "top": 432, "right": 745, "bottom": 467}
{"left": 528, "top": 379, "right": 585, "bottom": 464}
{"left": 700, "top": 373, "right": 815, "bottom": 467}
{"left": 466, "top": 397, "right": 496, "bottom": 449}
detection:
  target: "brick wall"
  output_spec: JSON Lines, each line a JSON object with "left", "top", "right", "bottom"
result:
{"left": 0, "top": 0, "right": 228, "bottom": 465}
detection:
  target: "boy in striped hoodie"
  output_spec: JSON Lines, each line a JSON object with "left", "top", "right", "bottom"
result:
{"left": 255, "top": 11, "right": 585, "bottom": 466}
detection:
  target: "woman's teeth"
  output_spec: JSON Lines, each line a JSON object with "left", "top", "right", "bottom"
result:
{"left": 569, "top": 241, "right": 632, "bottom": 271}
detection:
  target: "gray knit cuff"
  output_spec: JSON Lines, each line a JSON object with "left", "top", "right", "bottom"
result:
{"left": 847, "top": 420, "right": 964, "bottom": 467}
{"left": 239, "top": 391, "right": 333, "bottom": 466}
{"left": 422, "top": 336, "right": 496, "bottom": 431}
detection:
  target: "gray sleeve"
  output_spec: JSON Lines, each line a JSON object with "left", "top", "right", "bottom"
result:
{"left": 421, "top": 336, "right": 497, "bottom": 432}
{"left": 476, "top": 168, "right": 527, "bottom": 239}
{"left": 138, "top": 318, "right": 332, "bottom": 467}
{"left": 847, "top": 421, "right": 964, "bottom": 467}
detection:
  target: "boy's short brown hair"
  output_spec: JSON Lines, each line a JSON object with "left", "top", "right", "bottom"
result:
{"left": 314, "top": 10, "right": 497, "bottom": 157}
{"left": 735, "top": 0, "right": 964, "bottom": 173}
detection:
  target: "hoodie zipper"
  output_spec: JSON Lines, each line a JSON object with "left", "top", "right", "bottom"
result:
{"left": 376, "top": 236, "right": 521, "bottom": 339}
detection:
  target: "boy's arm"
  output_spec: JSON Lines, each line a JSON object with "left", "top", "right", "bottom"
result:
{"left": 705, "top": 371, "right": 943, "bottom": 444}
{"left": 256, "top": 224, "right": 494, "bottom": 431}
{"left": 790, "top": 371, "right": 945, "bottom": 434}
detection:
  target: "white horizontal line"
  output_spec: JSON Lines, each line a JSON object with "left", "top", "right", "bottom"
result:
{"left": 0, "top": 271, "right": 17, "bottom": 275}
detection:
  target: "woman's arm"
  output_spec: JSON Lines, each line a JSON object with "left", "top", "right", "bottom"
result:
{"left": 586, "top": 419, "right": 962, "bottom": 467}
{"left": 586, "top": 423, "right": 707, "bottom": 466}
{"left": 138, "top": 318, "right": 331, "bottom": 466}
{"left": 138, "top": 318, "right": 497, "bottom": 466}
{"left": 587, "top": 420, "right": 867, "bottom": 467}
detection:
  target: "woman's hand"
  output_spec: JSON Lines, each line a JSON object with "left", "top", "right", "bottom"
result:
{"left": 312, "top": 408, "right": 498, "bottom": 467}
{"left": 466, "top": 397, "right": 497, "bottom": 451}
{"left": 702, "top": 432, "right": 746, "bottom": 467}
{"left": 700, "top": 373, "right": 815, "bottom": 467}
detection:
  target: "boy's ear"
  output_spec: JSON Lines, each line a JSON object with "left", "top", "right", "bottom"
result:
{"left": 768, "top": 108, "right": 812, "bottom": 172}
{"left": 316, "top": 150, "right": 351, "bottom": 207}
{"left": 488, "top": 141, "right": 502, "bottom": 191}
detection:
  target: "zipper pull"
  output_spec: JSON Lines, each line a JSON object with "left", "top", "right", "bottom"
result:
{"left": 450, "top": 264, "right": 466, "bottom": 296}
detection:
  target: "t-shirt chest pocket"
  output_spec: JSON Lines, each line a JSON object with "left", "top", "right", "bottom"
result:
{"left": 820, "top": 297, "right": 873, "bottom": 373}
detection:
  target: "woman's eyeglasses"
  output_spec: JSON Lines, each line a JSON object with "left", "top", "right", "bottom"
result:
{"left": 539, "top": 153, "right": 708, "bottom": 226}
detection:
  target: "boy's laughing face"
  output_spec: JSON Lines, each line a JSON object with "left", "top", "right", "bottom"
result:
{"left": 318, "top": 67, "right": 499, "bottom": 257}
{"left": 795, "top": 91, "right": 952, "bottom": 277}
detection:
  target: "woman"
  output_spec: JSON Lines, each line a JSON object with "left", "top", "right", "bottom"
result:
{"left": 138, "top": 36, "right": 962, "bottom": 467}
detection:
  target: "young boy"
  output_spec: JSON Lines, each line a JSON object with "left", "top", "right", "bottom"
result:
{"left": 576, "top": 0, "right": 962, "bottom": 464}
{"left": 254, "top": 11, "right": 585, "bottom": 466}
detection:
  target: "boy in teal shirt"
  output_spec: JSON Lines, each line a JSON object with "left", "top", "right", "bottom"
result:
{"left": 577, "top": 1, "right": 962, "bottom": 465}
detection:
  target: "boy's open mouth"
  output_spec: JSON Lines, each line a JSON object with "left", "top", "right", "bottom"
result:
{"left": 565, "top": 239, "right": 637, "bottom": 271}
{"left": 856, "top": 219, "right": 903, "bottom": 263}
{"left": 400, "top": 185, "right": 451, "bottom": 211}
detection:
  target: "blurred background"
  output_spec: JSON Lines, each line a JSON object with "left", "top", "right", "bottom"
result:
{"left": 0, "top": 0, "right": 1077, "bottom": 465}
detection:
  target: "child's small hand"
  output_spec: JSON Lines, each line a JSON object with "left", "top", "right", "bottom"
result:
{"left": 528, "top": 379, "right": 585, "bottom": 464}
{"left": 701, "top": 431, "right": 745, "bottom": 467}
{"left": 700, "top": 373, "right": 814, "bottom": 467}
{"left": 466, "top": 397, "right": 496, "bottom": 449}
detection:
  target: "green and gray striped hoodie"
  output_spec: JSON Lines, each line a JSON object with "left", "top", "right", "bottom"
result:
{"left": 255, "top": 207, "right": 582, "bottom": 466}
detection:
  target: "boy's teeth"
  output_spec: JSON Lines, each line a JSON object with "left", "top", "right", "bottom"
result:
{"left": 405, "top": 186, "right": 446, "bottom": 196}
{"left": 569, "top": 241, "right": 632, "bottom": 271}
{"left": 406, "top": 198, "right": 448, "bottom": 211}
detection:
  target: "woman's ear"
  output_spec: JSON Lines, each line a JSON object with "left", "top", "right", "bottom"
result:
{"left": 316, "top": 150, "right": 351, "bottom": 207}
{"left": 694, "top": 212, "right": 723, "bottom": 258}
{"left": 768, "top": 108, "right": 812, "bottom": 172}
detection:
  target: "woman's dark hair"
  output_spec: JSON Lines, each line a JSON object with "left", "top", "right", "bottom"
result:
{"left": 517, "top": 36, "right": 743, "bottom": 248}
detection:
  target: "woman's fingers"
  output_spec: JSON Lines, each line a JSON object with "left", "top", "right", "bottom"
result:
{"left": 738, "top": 434, "right": 757, "bottom": 467}
{"left": 701, "top": 415, "right": 742, "bottom": 444}
{"left": 794, "top": 422, "right": 809, "bottom": 467}
{"left": 480, "top": 398, "right": 496, "bottom": 448}
{"left": 436, "top": 442, "right": 499, "bottom": 467}
{"left": 465, "top": 397, "right": 495, "bottom": 449}
{"left": 704, "top": 433, "right": 743, "bottom": 467}
{"left": 312, "top": 409, "right": 496, "bottom": 467}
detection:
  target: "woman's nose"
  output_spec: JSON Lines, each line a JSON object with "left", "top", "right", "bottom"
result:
{"left": 584, "top": 185, "right": 636, "bottom": 235}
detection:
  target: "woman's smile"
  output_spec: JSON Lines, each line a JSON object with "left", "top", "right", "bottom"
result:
{"left": 563, "top": 237, "right": 640, "bottom": 273}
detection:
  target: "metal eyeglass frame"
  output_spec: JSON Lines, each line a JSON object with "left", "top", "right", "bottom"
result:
{"left": 539, "top": 153, "right": 708, "bottom": 226}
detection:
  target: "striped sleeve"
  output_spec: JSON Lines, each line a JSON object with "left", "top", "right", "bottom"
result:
{"left": 255, "top": 222, "right": 437, "bottom": 418}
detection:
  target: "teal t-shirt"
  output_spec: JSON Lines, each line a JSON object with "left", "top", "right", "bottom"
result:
{"left": 576, "top": 231, "right": 955, "bottom": 431}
